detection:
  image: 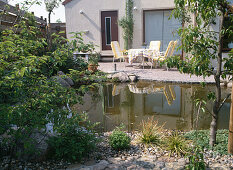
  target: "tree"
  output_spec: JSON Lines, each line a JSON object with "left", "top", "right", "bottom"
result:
{"left": 44, "top": 0, "right": 62, "bottom": 50}
{"left": 44, "top": 0, "right": 62, "bottom": 24}
{"left": 169, "top": 0, "right": 233, "bottom": 147}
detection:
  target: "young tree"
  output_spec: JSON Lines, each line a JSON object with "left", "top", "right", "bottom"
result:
{"left": 44, "top": 0, "right": 62, "bottom": 50}
{"left": 44, "top": 0, "right": 62, "bottom": 24}
{"left": 169, "top": 0, "right": 233, "bottom": 147}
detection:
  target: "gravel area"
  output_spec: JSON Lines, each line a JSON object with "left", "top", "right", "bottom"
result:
{"left": 1, "top": 131, "right": 232, "bottom": 169}
{"left": 98, "top": 62, "right": 216, "bottom": 84}
{"left": 66, "top": 131, "right": 233, "bottom": 170}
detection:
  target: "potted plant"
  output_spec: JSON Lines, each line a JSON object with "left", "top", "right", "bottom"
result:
{"left": 70, "top": 32, "right": 95, "bottom": 53}
{"left": 88, "top": 53, "right": 100, "bottom": 72}
{"left": 79, "top": 42, "right": 95, "bottom": 53}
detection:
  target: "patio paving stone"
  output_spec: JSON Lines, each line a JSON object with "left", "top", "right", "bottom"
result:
{"left": 98, "top": 62, "right": 216, "bottom": 84}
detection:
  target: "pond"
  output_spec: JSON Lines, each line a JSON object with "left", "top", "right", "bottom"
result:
{"left": 74, "top": 81, "right": 231, "bottom": 132}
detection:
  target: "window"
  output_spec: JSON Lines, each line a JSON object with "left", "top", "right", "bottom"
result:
{"left": 144, "top": 10, "right": 181, "bottom": 53}
{"left": 105, "top": 17, "right": 111, "bottom": 45}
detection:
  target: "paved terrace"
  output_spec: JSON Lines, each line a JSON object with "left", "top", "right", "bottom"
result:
{"left": 98, "top": 62, "right": 216, "bottom": 84}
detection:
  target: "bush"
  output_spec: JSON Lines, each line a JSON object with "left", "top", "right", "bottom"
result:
{"left": 0, "top": 11, "right": 103, "bottom": 160}
{"left": 166, "top": 131, "right": 189, "bottom": 156}
{"left": 109, "top": 128, "right": 131, "bottom": 150}
{"left": 184, "top": 130, "right": 228, "bottom": 155}
{"left": 47, "top": 113, "right": 97, "bottom": 162}
{"left": 138, "top": 117, "right": 163, "bottom": 145}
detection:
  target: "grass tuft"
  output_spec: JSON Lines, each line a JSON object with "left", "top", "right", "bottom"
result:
{"left": 138, "top": 117, "right": 164, "bottom": 145}
{"left": 165, "top": 131, "right": 189, "bottom": 156}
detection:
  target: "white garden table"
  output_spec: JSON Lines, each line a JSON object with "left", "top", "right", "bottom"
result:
{"left": 73, "top": 52, "right": 90, "bottom": 62}
{"left": 128, "top": 49, "right": 158, "bottom": 68}
{"left": 128, "top": 49, "right": 144, "bottom": 65}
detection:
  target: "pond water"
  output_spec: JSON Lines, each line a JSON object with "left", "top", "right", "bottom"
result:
{"left": 74, "top": 81, "right": 231, "bottom": 132}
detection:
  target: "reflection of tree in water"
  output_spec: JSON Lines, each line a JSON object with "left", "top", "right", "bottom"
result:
{"left": 191, "top": 85, "right": 214, "bottom": 130}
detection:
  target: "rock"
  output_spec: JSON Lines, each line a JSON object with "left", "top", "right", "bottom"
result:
{"left": 128, "top": 74, "right": 137, "bottom": 82}
{"left": 177, "top": 158, "right": 186, "bottom": 166}
{"left": 107, "top": 74, "right": 112, "bottom": 79}
{"left": 51, "top": 76, "right": 71, "bottom": 88}
{"left": 15, "top": 129, "right": 52, "bottom": 161}
{"left": 155, "top": 161, "right": 165, "bottom": 169}
{"left": 210, "top": 163, "right": 231, "bottom": 170}
{"left": 4, "top": 164, "right": 9, "bottom": 169}
{"left": 139, "top": 155, "right": 157, "bottom": 162}
{"left": 227, "top": 82, "right": 232, "bottom": 88}
{"left": 79, "top": 168, "right": 92, "bottom": 170}
{"left": 108, "top": 157, "right": 122, "bottom": 164}
{"left": 220, "top": 83, "right": 225, "bottom": 87}
{"left": 127, "top": 165, "right": 137, "bottom": 169}
{"left": 165, "top": 162, "right": 174, "bottom": 169}
{"left": 112, "top": 72, "right": 129, "bottom": 82}
{"left": 92, "top": 160, "right": 109, "bottom": 170}
{"left": 107, "top": 164, "right": 120, "bottom": 170}
{"left": 58, "top": 71, "right": 74, "bottom": 86}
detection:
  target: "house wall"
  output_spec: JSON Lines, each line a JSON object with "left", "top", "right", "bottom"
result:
{"left": 132, "top": 0, "right": 175, "bottom": 48}
{"left": 64, "top": 0, "right": 125, "bottom": 53}
{"left": 64, "top": 0, "right": 176, "bottom": 53}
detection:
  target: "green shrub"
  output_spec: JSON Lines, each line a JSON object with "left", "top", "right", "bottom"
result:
{"left": 184, "top": 130, "right": 228, "bottom": 155}
{"left": 47, "top": 113, "right": 97, "bottom": 162}
{"left": 138, "top": 117, "right": 163, "bottom": 145}
{"left": 186, "top": 147, "right": 206, "bottom": 170}
{"left": 0, "top": 8, "right": 103, "bottom": 159}
{"left": 166, "top": 131, "right": 189, "bottom": 156}
{"left": 109, "top": 128, "right": 131, "bottom": 150}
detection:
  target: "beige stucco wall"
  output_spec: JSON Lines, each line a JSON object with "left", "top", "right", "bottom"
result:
{"left": 132, "top": 0, "right": 175, "bottom": 48}
{"left": 64, "top": 0, "right": 176, "bottom": 53}
{"left": 64, "top": 0, "right": 125, "bottom": 52}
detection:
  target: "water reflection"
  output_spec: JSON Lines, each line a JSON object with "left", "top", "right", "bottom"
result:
{"left": 74, "top": 81, "right": 231, "bottom": 132}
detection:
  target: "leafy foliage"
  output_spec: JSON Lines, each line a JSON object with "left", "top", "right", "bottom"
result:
{"left": 88, "top": 53, "right": 100, "bottom": 65}
{"left": 118, "top": 0, "right": 134, "bottom": 50}
{"left": 184, "top": 130, "right": 228, "bottom": 155}
{"left": 186, "top": 147, "right": 206, "bottom": 170}
{"left": 170, "top": 0, "right": 233, "bottom": 147}
{"left": 138, "top": 117, "right": 163, "bottom": 145}
{"left": 109, "top": 127, "right": 131, "bottom": 150}
{"left": 0, "top": 10, "right": 103, "bottom": 160}
{"left": 47, "top": 113, "right": 98, "bottom": 162}
{"left": 70, "top": 32, "right": 95, "bottom": 53}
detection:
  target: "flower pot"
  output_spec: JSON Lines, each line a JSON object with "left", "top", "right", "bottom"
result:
{"left": 81, "top": 50, "right": 88, "bottom": 53}
{"left": 88, "top": 64, "right": 98, "bottom": 72}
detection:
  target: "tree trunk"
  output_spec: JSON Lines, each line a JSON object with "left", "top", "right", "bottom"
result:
{"left": 47, "top": 12, "right": 52, "bottom": 51}
{"left": 209, "top": 13, "right": 224, "bottom": 147}
{"left": 48, "top": 12, "right": 51, "bottom": 24}
{"left": 228, "top": 84, "right": 233, "bottom": 154}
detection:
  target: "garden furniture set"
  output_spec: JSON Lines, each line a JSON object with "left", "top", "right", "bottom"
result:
{"left": 111, "top": 40, "right": 178, "bottom": 69}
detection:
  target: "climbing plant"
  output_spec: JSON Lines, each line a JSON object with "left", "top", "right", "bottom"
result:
{"left": 118, "top": 0, "right": 134, "bottom": 50}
